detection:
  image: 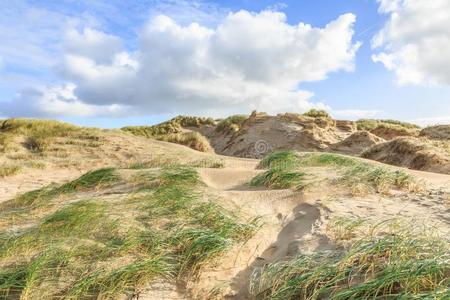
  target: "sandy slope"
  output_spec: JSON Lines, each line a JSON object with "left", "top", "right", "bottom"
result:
{"left": 188, "top": 163, "right": 449, "bottom": 299}
{"left": 1, "top": 139, "right": 449, "bottom": 299}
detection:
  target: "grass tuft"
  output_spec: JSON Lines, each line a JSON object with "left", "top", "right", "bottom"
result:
{"left": 259, "top": 150, "right": 299, "bottom": 169}
{"left": 0, "top": 165, "right": 21, "bottom": 178}
{"left": 303, "top": 109, "right": 331, "bottom": 119}
{"left": 3, "top": 168, "right": 119, "bottom": 209}
{"left": 251, "top": 167, "right": 306, "bottom": 190}
{"left": 254, "top": 151, "right": 420, "bottom": 194}
{"left": 215, "top": 115, "right": 248, "bottom": 133}
{"left": 250, "top": 220, "right": 449, "bottom": 299}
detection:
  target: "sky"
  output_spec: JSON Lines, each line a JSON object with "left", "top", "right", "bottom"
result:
{"left": 0, "top": 0, "right": 449, "bottom": 128}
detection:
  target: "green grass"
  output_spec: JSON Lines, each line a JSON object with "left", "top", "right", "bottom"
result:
{"left": 254, "top": 151, "right": 420, "bottom": 194}
{"left": 342, "top": 163, "right": 419, "bottom": 195}
{"left": 259, "top": 150, "right": 299, "bottom": 169}
{"left": 127, "top": 158, "right": 225, "bottom": 170}
{"left": 3, "top": 168, "right": 119, "bottom": 209}
{"left": 251, "top": 167, "right": 306, "bottom": 190}
{"left": 0, "top": 166, "right": 259, "bottom": 299}
{"left": 250, "top": 220, "right": 449, "bottom": 299}
{"left": 0, "top": 165, "right": 21, "bottom": 178}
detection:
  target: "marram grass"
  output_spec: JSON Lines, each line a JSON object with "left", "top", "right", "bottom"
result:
{"left": 250, "top": 220, "right": 450, "bottom": 299}
{"left": 0, "top": 165, "right": 259, "bottom": 299}
{"left": 255, "top": 151, "right": 420, "bottom": 194}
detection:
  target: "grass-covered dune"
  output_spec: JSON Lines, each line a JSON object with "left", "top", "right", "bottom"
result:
{"left": 356, "top": 119, "right": 420, "bottom": 140}
{"left": 0, "top": 166, "right": 258, "bottom": 299}
{"left": 122, "top": 115, "right": 216, "bottom": 152}
{"left": 252, "top": 151, "right": 421, "bottom": 195}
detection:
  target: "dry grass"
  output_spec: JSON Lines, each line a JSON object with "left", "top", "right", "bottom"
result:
{"left": 122, "top": 116, "right": 215, "bottom": 152}
{"left": 215, "top": 115, "right": 248, "bottom": 133}
{"left": 156, "top": 132, "right": 212, "bottom": 152}
{"left": 356, "top": 119, "right": 420, "bottom": 140}
{"left": 122, "top": 116, "right": 215, "bottom": 137}
{"left": 0, "top": 165, "right": 21, "bottom": 178}
{"left": 356, "top": 119, "right": 420, "bottom": 131}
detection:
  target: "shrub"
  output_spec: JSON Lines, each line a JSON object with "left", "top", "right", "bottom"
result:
{"left": 303, "top": 109, "right": 331, "bottom": 119}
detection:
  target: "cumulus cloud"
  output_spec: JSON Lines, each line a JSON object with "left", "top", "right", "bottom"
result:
{"left": 372, "top": 0, "right": 450, "bottom": 85}
{"left": 3, "top": 10, "right": 360, "bottom": 117}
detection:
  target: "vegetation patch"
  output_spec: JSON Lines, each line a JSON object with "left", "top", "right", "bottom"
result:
{"left": 250, "top": 220, "right": 449, "bottom": 299}
{"left": 356, "top": 119, "right": 420, "bottom": 131}
{"left": 0, "top": 134, "right": 14, "bottom": 152}
{"left": 251, "top": 167, "right": 306, "bottom": 190}
{"left": 156, "top": 132, "right": 212, "bottom": 152}
{"left": 302, "top": 109, "right": 331, "bottom": 119}
{"left": 122, "top": 115, "right": 215, "bottom": 137}
{"left": 356, "top": 119, "right": 420, "bottom": 139}
{"left": 3, "top": 168, "right": 119, "bottom": 209}
{"left": 215, "top": 115, "right": 248, "bottom": 133}
{"left": 0, "top": 166, "right": 259, "bottom": 299}
{"left": 122, "top": 116, "right": 214, "bottom": 152}
{"left": 0, "top": 165, "right": 21, "bottom": 178}
{"left": 255, "top": 151, "right": 420, "bottom": 194}
{"left": 0, "top": 119, "right": 76, "bottom": 153}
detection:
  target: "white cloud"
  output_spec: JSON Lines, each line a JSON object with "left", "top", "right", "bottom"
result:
{"left": 2, "top": 9, "right": 360, "bottom": 117}
{"left": 372, "top": 0, "right": 450, "bottom": 85}
{"left": 2, "top": 84, "right": 130, "bottom": 118}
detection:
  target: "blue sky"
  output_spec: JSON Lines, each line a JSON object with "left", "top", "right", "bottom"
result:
{"left": 1, "top": 0, "right": 449, "bottom": 127}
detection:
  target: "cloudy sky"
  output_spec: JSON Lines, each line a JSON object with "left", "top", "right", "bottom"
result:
{"left": 0, "top": 0, "right": 449, "bottom": 127}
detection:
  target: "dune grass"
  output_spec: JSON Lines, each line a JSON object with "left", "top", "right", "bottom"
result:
{"left": 254, "top": 151, "right": 420, "bottom": 194}
{"left": 251, "top": 167, "right": 306, "bottom": 190}
{"left": 122, "top": 115, "right": 215, "bottom": 137}
{"left": 0, "top": 166, "right": 259, "bottom": 299}
{"left": 303, "top": 109, "right": 331, "bottom": 119}
{"left": 1, "top": 118, "right": 78, "bottom": 153}
{"left": 356, "top": 119, "right": 420, "bottom": 131}
{"left": 122, "top": 116, "right": 214, "bottom": 152}
{"left": 250, "top": 220, "right": 449, "bottom": 299}
{"left": 215, "top": 114, "right": 248, "bottom": 133}
{"left": 156, "top": 132, "right": 212, "bottom": 152}
{"left": 0, "top": 165, "right": 21, "bottom": 178}
{"left": 0, "top": 118, "right": 102, "bottom": 154}
{"left": 356, "top": 119, "right": 420, "bottom": 139}
{"left": 3, "top": 168, "right": 119, "bottom": 209}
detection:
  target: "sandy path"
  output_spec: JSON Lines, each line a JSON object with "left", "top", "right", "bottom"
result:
{"left": 194, "top": 167, "right": 327, "bottom": 299}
